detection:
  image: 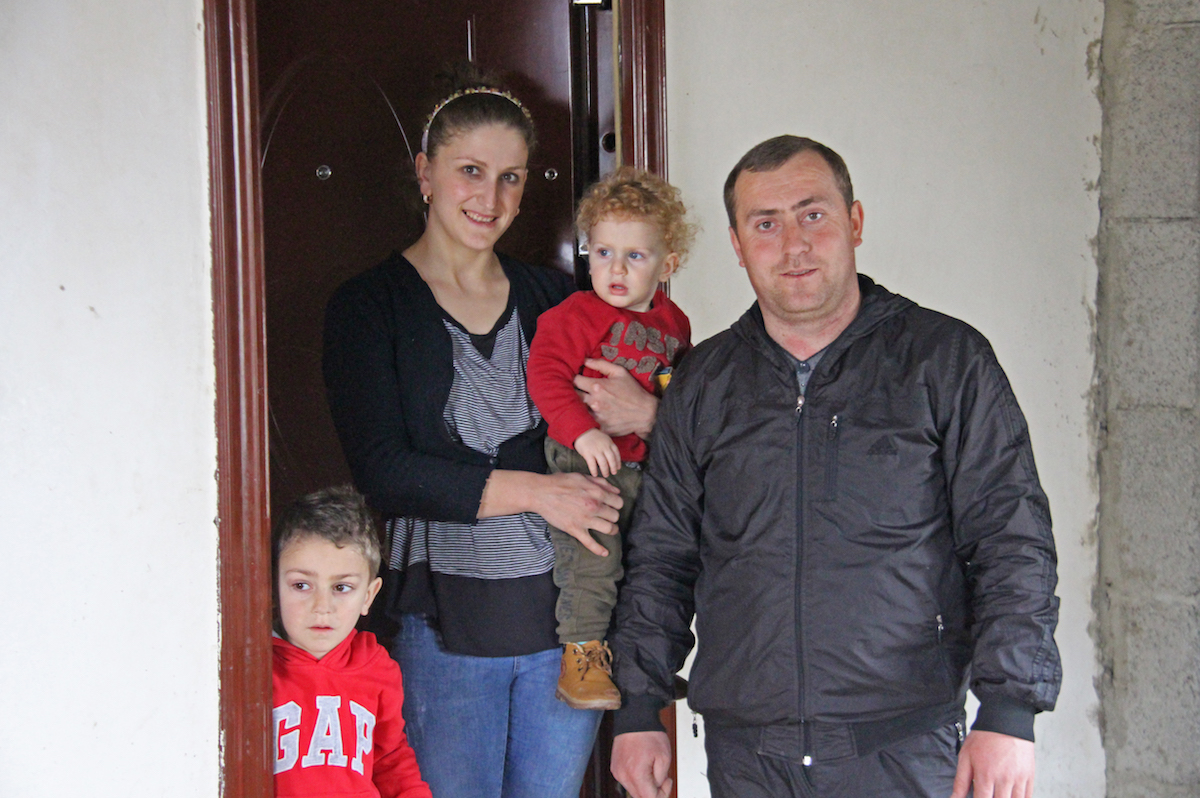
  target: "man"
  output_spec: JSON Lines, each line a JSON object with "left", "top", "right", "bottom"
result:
{"left": 608, "top": 136, "right": 1061, "bottom": 798}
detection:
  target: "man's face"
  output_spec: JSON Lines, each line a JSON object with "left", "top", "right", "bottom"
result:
{"left": 729, "top": 151, "right": 863, "bottom": 332}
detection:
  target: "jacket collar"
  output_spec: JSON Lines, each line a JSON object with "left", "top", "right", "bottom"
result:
{"left": 732, "top": 273, "right": 915, "bottom": 377}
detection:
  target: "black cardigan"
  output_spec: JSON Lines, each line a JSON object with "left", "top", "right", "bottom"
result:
{"left": 323, "top": 251, "right": 575, "bottom": 525}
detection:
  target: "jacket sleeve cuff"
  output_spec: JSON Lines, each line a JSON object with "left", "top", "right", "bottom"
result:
{"left": 972, "top": 693, "right": 1037, "bottom": 742}
{"left": 612, "top": 694, "right": 668, "bottom": 736}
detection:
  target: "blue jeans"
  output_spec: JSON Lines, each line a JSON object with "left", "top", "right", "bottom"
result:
{"left": 393, "top": 614, "right": 602, "bottom": 798}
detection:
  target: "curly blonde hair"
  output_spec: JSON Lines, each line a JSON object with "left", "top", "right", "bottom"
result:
{"left": 576, "top": 167, "right": 697, "bottom": 266}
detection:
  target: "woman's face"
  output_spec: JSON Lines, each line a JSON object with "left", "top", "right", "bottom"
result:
{"left": 417, "top": 123, "right": 530, "bottom": 255}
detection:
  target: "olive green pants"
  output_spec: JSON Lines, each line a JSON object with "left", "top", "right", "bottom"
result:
{"left": 545, "top": 437, "right": 642, "bottom": 643}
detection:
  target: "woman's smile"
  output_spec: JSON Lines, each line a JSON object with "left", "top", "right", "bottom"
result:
{"left": 417, "top": 123, "right": 529, "bottom": 254}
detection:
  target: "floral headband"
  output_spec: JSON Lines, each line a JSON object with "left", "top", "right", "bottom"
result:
{"left": 420, "top": 87, "right": 533, "bottom": 153}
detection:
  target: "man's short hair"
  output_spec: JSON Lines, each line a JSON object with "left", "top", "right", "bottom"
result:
{"left": 723, "top": 135, "right": 855, "bottom": 227}
{"left": 272, "top": 485, "right": 382, "bottom": 579}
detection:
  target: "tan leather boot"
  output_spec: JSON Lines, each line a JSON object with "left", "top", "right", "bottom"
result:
{"left": 555, "top": 640, "right": 622, "bottom": 710}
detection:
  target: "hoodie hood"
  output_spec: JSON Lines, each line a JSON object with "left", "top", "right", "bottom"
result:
{"left": 272, "top": 629, "right": 386, "bottom": 673}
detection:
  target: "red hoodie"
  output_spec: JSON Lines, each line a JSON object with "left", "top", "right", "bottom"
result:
{"left": 528, "top": 289, "right": 691, "bottom": 462}
{"left": 273, "top": 630, "right": 431, "bottom": 798}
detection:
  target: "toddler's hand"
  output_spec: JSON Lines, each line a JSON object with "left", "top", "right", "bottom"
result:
{"left": 574, "top": 429, "right": 622, "bottom": 478}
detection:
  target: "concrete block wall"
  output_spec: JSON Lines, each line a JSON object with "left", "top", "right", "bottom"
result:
{"left": 1098, "top": 1, "right": 1200, "bottom": 795}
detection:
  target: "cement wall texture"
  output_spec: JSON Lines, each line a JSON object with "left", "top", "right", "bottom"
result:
{"left": 1098, "top": 0, "right": 1200, "bottom": 796}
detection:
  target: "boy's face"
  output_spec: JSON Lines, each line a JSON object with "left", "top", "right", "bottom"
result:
{"left": 587, "top": 217, "right": 679, "bottom": 313}
{"left": 277, "top": 535, "right": 382, "bottom": 660}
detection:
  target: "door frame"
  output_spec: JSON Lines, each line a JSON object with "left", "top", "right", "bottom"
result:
{"left": 205, "top": 0, "right": 668, "bottom": 793}
{"left": 206, "top": 1, "right": 273, "bottom": 795}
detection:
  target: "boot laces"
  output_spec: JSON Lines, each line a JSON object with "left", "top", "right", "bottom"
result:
{"left": 574, "top": 643, "right": 613, "bottom": 680}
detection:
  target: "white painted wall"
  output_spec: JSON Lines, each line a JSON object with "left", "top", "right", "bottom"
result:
{"left": 664, "top": 1, "right": 1105, "bottom": 795}
{"left": 0, "top": 3, "right": 219, "bottom": 796}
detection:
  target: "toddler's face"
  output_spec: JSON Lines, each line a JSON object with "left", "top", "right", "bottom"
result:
{"left": 277, "top": 535, "right": 382, "bottom": 659}
{"left": 587, "top": 217, "right": 679, "bottom": 313}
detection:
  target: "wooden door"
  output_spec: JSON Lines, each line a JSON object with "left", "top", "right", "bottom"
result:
{"left": 257, "top": 0, "right": 616, "bottom": 518}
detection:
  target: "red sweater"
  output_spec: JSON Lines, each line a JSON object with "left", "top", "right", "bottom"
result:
{"left": 273, "top": 630, "right": 431, "bottom": 798}
{"left": 528, "top": 290, "right": 690, "bottom": 462}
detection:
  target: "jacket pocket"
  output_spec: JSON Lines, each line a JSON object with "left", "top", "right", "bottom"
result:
{"left": 934, "top": 614, "right": 956, "bottom": 701}
{"left": 823, "top": 414, "right": 840, "bottom": 501}
{"left": 816, "top": 412, "right": 844, "bottom": 501}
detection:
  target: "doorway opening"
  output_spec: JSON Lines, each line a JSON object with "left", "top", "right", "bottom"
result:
{"left": 205, "top": 0, "right": 668, "bottom": 795}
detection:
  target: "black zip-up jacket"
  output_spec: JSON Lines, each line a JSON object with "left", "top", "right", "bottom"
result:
{"left": 611, "top": 275, "right": 1061, "bottom": 747}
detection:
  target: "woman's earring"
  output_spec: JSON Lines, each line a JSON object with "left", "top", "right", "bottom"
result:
{"left": 422, "top": 194, "right": 431, "bottom": 204}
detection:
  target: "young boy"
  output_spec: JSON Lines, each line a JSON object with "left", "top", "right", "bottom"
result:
{"left": 528, "top": 167, "right": 695, "bottom": 710}
{"left": 272, "top": 485, "right": 431, "bottom": 798}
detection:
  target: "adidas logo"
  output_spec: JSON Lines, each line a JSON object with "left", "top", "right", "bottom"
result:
{"left": 867, "top": 436, "right": 898, "bottom": 456}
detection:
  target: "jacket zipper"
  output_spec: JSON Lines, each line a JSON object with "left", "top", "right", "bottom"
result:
{"left": 825, "top": 414, "right": 839, "bottom": 499}
{"left": 794, "top": 383, "right": 809, "bottom": 758}
{"left": 935, "top": 612, "right": 956, "bottom": 700}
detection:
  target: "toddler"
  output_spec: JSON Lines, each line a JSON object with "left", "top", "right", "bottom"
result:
{"left": 272, "top": 485, "right": 431, "bottom": 798}
{"left": 528, "top": 167, "right": 695, "bottom": 710}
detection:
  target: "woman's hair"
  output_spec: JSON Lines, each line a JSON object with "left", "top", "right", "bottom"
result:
{"left": 272, "top": 485, "right": 382, "bottom": 579}
{"left": 575, "top": 167, "right": 698, "bottom": 265}
{"left": 422, "top": 62, "right": 537, "bottom": 159}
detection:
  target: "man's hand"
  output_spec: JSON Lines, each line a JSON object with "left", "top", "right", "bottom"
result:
{"left": 951, "top": 730, "right": 1035, "bottom": 798}
{"left": 574, "top": 358, "right": 659, "bottom": 439}
{"left": 574, "top": 428, "right": 622, "bottom": 478}
{"left": 611, "top": 731, "right": 673, "bottom": 798}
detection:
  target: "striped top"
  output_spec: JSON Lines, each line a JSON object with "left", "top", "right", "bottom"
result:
{"left": 387, "top": 306, "right": 554, "bottom": 580}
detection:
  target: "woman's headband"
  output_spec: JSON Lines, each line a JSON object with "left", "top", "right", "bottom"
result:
{"left": 420, "top": 87, "right": 532, "bottom": 153}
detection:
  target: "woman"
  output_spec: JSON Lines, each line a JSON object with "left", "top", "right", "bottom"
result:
{"left": 323, "top": 68, "right": 652, "bottom": 797}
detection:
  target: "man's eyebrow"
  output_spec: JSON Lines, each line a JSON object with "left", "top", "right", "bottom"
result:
{"left": 745, "top": 195, "right": 828, "bottom": 219}
{"left": 790, "top": 196, "right": 824, "bottom": 211}
{"left": 744, "top": 208, "right": 780, "bottom": 219}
